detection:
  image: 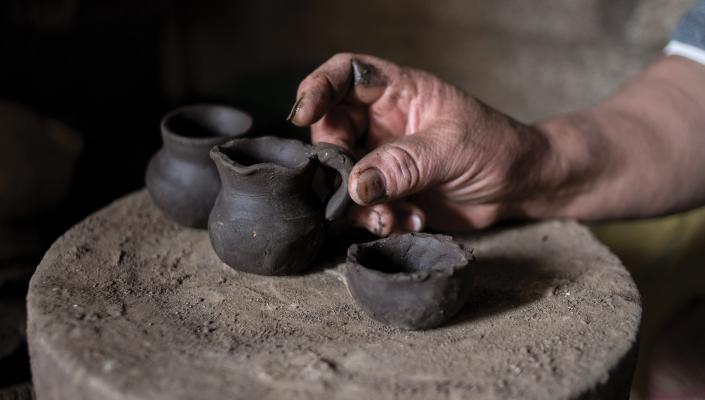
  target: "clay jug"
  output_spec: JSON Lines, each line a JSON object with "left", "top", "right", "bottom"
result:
{"left": 146, "top": 104, "right": 252, "bottom": 228}
{"left": 208, "top": 136, "right": 353, "bottom": 275}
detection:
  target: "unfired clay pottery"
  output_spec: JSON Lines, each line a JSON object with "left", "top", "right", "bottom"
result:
{"left": 146, "top": 104, "right": 253, "bottom": 228}
{"left": 344, "top": 233, "right": 475, "bottom": 330}
{"left": 208, "top": 136, "right": 353, "bottom": 275}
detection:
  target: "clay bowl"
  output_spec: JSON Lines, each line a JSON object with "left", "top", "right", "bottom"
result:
{"left": 344, "top": 233, "right": 474, "bottom": 330}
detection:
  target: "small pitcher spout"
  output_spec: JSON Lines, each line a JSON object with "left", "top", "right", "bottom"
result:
{"left": 210, "top": 136, "right": 318, "bottom": 196}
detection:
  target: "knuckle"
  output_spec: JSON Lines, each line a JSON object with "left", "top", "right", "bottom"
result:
{"left": 304, "top": 71, "right": 328, "bottom": 89}
{"left": 363, "top": 206, "right": 393, "bottom": 237}
{"left": 299, "top": 72, "right": 324, "bottom": 94}
{"left": 330, "top": 52, "right": 353, "bottom": 62}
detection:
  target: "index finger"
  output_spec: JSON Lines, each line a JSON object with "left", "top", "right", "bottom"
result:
{"left": 288, "top": 53, "right": 399, "bottom": 126}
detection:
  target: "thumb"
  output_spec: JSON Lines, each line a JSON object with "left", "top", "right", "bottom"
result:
{"left": 349, "top": 131, "right": 454, "bottom": 205}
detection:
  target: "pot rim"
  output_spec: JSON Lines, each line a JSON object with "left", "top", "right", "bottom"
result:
{"left": 345, "top": 233, "right": 474, "bottom": 283}
{"left": 161, "top": 103, "right": 253, "bottom": 146}
{"left": 210, "top": 136, "right": 315, "bottom": 175}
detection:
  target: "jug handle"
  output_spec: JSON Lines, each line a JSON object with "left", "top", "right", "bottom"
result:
{"left": 311, "top": 143, "right": 354, "bottom": 222}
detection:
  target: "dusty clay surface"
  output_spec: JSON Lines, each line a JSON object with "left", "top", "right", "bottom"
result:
{"left": 27, "top": 191, "right": 640, "bottom": 400}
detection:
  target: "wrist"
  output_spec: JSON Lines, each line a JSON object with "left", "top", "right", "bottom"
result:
{"left": 518, "top": 111, "right": 614, "bottom": 220}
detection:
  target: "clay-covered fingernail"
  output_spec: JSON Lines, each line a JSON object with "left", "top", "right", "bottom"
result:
{"left": 351, "top": 58, "right": 385, "bottom": 87}
{"left": 286, "top": 94, "right": 304, "bottom": 122}
{"left": 356, "top": 168, "right": 386, "bottom": 204}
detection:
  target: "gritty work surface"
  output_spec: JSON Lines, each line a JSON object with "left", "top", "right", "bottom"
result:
{"left": 27, "top": 191, "right": 641, "bottom": 400}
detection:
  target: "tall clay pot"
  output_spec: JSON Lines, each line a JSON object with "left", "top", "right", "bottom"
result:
{"left": 208, "top": 136, "right": 353, "bottom": 275}
{"left": 146, "top": 104, "right": 252, "bottom": 228}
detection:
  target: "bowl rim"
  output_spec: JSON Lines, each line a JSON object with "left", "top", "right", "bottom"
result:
{"left": 344, "top": 233, "right": 474, "bottom": 283}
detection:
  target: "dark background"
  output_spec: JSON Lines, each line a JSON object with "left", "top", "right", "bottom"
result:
{"left": 0, "top": 1, "right": 312, "bottom": 238}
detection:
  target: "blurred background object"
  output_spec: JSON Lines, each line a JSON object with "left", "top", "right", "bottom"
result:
{"left": 641, "top": 298, "right": 705, "bottom": 399}
{"left": 0, "top": 0, "right": 702, "bottom": 398}
{"left": 0, "top": 104, "right": 81, "bottom": 397}
{"left": 0, "top": 101, "right": 82, "bottom": 221}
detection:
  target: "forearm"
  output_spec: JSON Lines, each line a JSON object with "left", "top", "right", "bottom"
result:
{"left": 526, "top": 56, "right": 705, "bottom": 220}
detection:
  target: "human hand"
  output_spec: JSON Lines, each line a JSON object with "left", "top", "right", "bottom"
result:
{"left": 288, "top": 53, "right": 557, "bottom": 235}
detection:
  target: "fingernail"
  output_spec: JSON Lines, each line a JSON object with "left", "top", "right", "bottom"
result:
{"left": 286, "top": 94, "right": 304, "bottom": 122}
{"left": 408, "top": 214, "right": 423, "bottom": 232}
{"left": 369, "top": 210, "right": 388, "bottom": 237}
{"left": 356, "top": 168, "right": 386, "bottom": 204}
{"left": 351, "top": 58, "right": 385, "bottom": 87}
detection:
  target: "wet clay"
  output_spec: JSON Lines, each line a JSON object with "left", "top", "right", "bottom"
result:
{"left": 344, "top": 233, "right": 474, "bottom": 330}
{"left": 145, "top": 104, "right": 252, "bottom": 229}
{"left": 27, "top": 192, "right": 641, "bottom": 400}
{"left": 208, "top": 136, "right": 353, "bottom": 275}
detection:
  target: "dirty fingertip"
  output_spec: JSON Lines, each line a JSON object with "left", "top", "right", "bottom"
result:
{"left": 351, "top": 206, "right": 393, "bottom": 237}
{"left": 355, "top": 168, "right": 387, "bottom": 205}
{"left": 286, "top": 94, "right": 305, "bottom": 124}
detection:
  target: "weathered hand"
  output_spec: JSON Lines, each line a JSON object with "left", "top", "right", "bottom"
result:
{"left": 288, "top": 53, "right": 555, "bottom": 235}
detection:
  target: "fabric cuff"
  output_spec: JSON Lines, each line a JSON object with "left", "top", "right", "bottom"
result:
{"left": 664, "top": 40, "right": 705, "bottom": 65}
